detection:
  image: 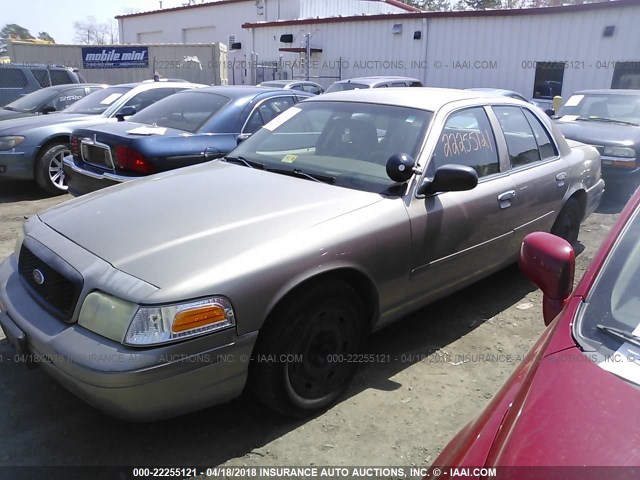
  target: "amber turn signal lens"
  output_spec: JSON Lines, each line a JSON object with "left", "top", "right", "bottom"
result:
{"left": 172, "top": 305, "right": 227, "bottom": 333}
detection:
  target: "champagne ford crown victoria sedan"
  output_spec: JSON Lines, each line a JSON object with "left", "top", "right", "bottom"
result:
{"left": 0, "top": 88, "right": 604, "bottom": 420}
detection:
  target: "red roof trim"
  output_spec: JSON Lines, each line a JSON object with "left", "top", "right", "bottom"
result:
{"left": 115, "top": 0, "right": 253, "bottom": 19}
{"left": 242, "top": 0, "right": 639, "bottom": 29}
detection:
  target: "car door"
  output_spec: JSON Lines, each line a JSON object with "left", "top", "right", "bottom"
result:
{"left": 491, "top": 105, "right": 568, "bottom": 250}
{"left": 406, "top": 106, "right": 520, "bottom": 304}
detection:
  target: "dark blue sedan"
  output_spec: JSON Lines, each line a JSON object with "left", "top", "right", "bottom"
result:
{"left": 63, "top": 86, "right": 313, "bottom": 196}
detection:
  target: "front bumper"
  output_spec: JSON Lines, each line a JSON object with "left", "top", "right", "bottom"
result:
{"left": 0, "top": 147, "right": 37, "bottom": 180}
{"left": 63, "top": 155, "right": 137, "bottom": 197}
{"left": 0, "top": 255, "right": 256, "bottom": 421}
{"left": 600, "top": 157, "right": 640, "bottom": 187}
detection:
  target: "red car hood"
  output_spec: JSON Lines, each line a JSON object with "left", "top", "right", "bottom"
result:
{"left": 487, "top": 346, "right": 640, "bottom": 466}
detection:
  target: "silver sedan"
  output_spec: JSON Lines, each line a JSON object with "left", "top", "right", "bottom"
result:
{"left": 0, "top": 88, "right": 604, "bottom": 420}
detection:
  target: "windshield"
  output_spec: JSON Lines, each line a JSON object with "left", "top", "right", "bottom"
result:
{"left": 65, "top": 86, "right": 131, "bottom": 115}
{"left": 557, "top": 93, "right": 640, "bottom": 125}
{"left": 576, "top": 206, "right": 640, "bottom": 385}
{"left": 128, "top": 91, "right": 230, "bottom": 133}
{"left": 229, "top": 101, "right": 432, "bottom": 194}
{"left": 325, "top": 83, "right": 369, "bottom": 93}
{"left": 4, "top": 88, "right": 57, "bottom": 112}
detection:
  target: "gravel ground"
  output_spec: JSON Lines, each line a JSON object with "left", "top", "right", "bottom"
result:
{"left": 0, "top": 178, "right": 624, "bottom": 473}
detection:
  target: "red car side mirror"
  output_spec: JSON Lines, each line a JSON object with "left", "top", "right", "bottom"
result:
{"left": 519, "top": 232, "right": 575, "bottom": 326}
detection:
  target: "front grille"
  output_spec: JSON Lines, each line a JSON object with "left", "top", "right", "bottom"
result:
{"left": 18, "top": 246, "right": 82, "bottom": 321}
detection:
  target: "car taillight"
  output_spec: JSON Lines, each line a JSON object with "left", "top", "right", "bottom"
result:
{"left": 69, "top": 135, "right": 79, "bottom": 157}
{"left": 114, "top": 146, "right": 155, "bottom": 174}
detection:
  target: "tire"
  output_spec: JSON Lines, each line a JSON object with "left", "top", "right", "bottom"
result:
{"left": 248, "top": 280, "right": 368, "bottom": 417}
{"left": 34, "top": 142, "right": 70, "bottom": 195}
{"left": 551, "top": 198, "right": 581, "bottom": 246}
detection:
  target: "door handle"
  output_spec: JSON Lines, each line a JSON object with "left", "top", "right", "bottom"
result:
{"left": 204, "top": 147, "right": 222, "bottom": 161}
{"left": 498, "top": 190, "right": 516, "bottom": 209}
{"left": 556, "top": 172, "right": 567, "bottom": 187}
{"left": 498, "top": 190, "right": 516, "bottom": 201}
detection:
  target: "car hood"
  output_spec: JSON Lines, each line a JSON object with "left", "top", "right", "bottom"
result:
{"left": 0, "top": 109, "right": 34, "bottom": 121}
{"left": 39, "top": 161, "right": 384, "bottom": 288}
{"left": 0, "top": 112, "right": 98, "bottom": 133}
{"left": 555, "top": 119, "right": 640, "bottom": 147}
{"left": 486, "top": 346, "right": 640, "bottom": 466}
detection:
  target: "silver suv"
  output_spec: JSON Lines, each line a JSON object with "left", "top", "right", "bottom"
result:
{"left": 0, "top": 64, "right": 86, "bottom": 106}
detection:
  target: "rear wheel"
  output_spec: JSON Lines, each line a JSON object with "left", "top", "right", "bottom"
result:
{"left": 248, "top": 280, "right": 368, "bottom": 417}
{"left": 551, "top": 198, "right": 581, "bottom": 246}
{"left": 34, "top": 142, "right": 69, "bottom": 195}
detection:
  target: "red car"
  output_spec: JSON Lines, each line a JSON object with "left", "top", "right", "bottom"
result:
{"left": 432, "top": 189, "right": 640, "bottom": 478}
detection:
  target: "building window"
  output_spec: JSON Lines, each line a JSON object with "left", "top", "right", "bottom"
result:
{"left": 611, "top": 62, "right": 640, "bottom": 89}
{"left": 532, "top": 62, "right": 564, "bottom": 100}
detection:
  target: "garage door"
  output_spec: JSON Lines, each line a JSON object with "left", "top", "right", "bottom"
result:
{"left": 182, "top": 26, "right": 216, "bottom": 43}
{"left": 137, "top": 31, "right": 163, "bottom": 43}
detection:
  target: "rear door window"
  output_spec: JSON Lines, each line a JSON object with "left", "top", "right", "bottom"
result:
{"left": 32, "top": 69, "right": 51, "bottom": 87}
{"left": 493, "top": 106, "right": 541, "bottom": 167}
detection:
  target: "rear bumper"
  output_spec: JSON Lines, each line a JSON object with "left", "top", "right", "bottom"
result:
{"left": 63, "top": 155, "right": 136, "bottom": 196}
{"left": 584, "top": 178, "right": 605, "bottom": 219}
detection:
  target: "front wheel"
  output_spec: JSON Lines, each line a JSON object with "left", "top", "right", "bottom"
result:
{"left": 551, "top": 198, "right": 581, "bottom": 246}
{"left": 34, "top": 142, "right": 69, "bottom": 195}
{"left": 248, "top": 280, "right": 368, "bottom": 417}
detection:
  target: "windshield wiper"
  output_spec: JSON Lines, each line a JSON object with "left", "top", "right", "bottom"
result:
{"left": 577, "top": 116, "right": 639, "bottom": 127}
{"left": 3, "top": 106, "right": 18, "bottom": 112}
{"left": 223, "top": 156, "right": 265, "bottom": 169}
{"left": 596, "top": 324, "right": 640, "bottom": 349}
{"left": 268, "top": 167, "right": 336, "bottom": 184}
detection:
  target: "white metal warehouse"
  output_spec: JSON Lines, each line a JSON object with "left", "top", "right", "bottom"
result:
{"left": 117, "top": 0, "right": 640, "bottom": 101}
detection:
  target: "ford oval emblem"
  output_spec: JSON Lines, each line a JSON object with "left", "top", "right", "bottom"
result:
{"left": 32, "top": 269, "right": 45, "bottom": 286}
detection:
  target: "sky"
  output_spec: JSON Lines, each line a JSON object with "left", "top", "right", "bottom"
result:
{"left": 5, "top": 0, "right": 187, "bottom": 44}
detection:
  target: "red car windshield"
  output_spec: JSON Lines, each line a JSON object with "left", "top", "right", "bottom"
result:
{"left": 576, "top": 205, "right": 640, "bottom": 384}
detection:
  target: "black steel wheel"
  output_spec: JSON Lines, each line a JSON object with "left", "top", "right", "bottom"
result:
{"left": 248, "top": 280, "right": 368, "bottom": 417}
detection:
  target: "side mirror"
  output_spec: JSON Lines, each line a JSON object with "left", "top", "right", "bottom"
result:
{"left": 519, "top": 232, "right": 575, "bottom": 326}
{"left": 417, "top": 164, "right": 478, "bottom": 196}
{"left": 544, "top": 108, "right": 555, "bottom": 118}
{"left": 236, "top": 133, "right": 252, "bottom": 145}
{"left": 386, "top": 153, "right": 416, "bottom": 183}
{"left": 116, "top": 106, "right": 137, "bottom": 122}
{"left": 41, "top": 105, "right": 56, "bottom": 114}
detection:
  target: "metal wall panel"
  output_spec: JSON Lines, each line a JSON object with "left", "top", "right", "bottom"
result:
{"left": 7, "top": 42, "right": 227, "bottom": 86}
{"left": 248, "top": 4, "right": 640, "bottom": 96}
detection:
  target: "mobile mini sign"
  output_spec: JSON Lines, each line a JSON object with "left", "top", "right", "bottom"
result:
{"left": 82, "top": 47, "right": 149, "bottom": 69}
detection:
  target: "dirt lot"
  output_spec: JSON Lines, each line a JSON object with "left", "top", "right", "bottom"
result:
{"left": 0, "top": 178, "right": 624, "bottom": 472}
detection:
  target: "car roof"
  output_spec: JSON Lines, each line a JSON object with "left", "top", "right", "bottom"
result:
{"left": 310, "top": 87, "right": 509, "bottom": 110}
{"left": 467, "top": 88, "right": 516, "bottom": 95}
{"left": 332, "top": 76, "right": 421, "bottom": 86}
{"left": 574, "top": 89, "right": 640, "bottom": 95}
{"left": 180, "top": 85, "right": 306, "bottom": 98}
{"left": 31, "top": 83, "right": 108, "bottom": 93}
{"left": 112, "top": 81, "right": 203, "bottom": 89}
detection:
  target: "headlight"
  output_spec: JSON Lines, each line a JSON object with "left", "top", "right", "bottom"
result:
{"left": 0, "top": 136, "right": 25, "bottom": 150}
{"left": 124, "top": 296, "right": 235, "bottom": 346}
{"left": 78, "top": 292, "right": 139, "bottom": 342}
{"left": 603, "top": 146, "right": 636, "bottom": 158}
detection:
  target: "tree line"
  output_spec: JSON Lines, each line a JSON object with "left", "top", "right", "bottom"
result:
{"left": 1, "top": 16, "right": 118, "bottom": 47}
